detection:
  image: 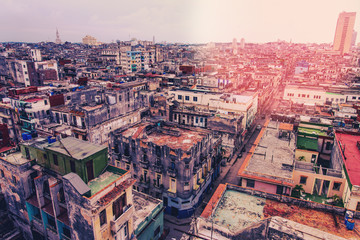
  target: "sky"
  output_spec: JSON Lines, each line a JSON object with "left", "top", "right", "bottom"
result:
{"left": 1, "top": 0, "right": 359, "bottom": 44}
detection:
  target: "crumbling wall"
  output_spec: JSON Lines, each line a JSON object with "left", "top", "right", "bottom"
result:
{"left": 227, "top": 185, "right": 348, "bottom": 217}
{"left": 233, "top": 219, "right": 268, "bottom": 240}
{"left": 63, "top": 177, "right": 94, "bottom": 240}
{"left": 0, "top": 160, "right": 34, "bottom": 239}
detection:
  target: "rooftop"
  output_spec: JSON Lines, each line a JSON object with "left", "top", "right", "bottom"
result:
{"left": 0, "top": 152, "right": 29, "bottom": 165}
{"left": 298, "top": 126, "right": 329, "bottom": 137}
{"left": 45, "top": 137, "right": 107, "bottom": 160}
{"left": 121, "top": 122, "right": 210, "bottom": 152}
{"left": 133, "top": 191, "right": 162, "bottom": 235}
{"left": 88, "top": 166, "right": 127, "bottom": 196}
{"left": 200, "top": 184, "right": 357, "bottom": 239}
{"left": 335, "top": 132, "right": 360, "bottom": 186}
{"left": 240, "top": 120, "right": 295, "bottom": 181}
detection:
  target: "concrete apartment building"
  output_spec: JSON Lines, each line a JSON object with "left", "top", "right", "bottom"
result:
{"left": 49, "top": 81, "right": 150, "bottom": 145}
{"left": 333, "top": 12, "right": 357, "bottom": 54}
{"left": 168, "top": 88, "right": 258, "bottom": 130}
{"left": 333, "top": 131, "right": 360, "bottom": 212}
{"left": 283, "top": 85, "right": 347, "bottom": 105}
{"left": 197, "top": 184, "right": 353, "bottom": 239}
{"left": 238, "top": 120, "right": 295, "bottom": 195}
{"left": 82, "top": 35, "right": 98, "bottom": 46}
{"left": 109, "top": 120, "right": 222, "bottom": 218}
{"left": 0, "top": 137, "right": 163, "bottom": 240}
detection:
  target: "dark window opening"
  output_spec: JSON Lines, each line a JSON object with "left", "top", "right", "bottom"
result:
{"left": 246, "top": 179, "right": 255, "bottom": 188}
{"left": 100, "top": 210, "right": 107, "bottom": 226}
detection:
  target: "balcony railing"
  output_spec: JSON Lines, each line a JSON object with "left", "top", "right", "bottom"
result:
{"left": 167, "top": 167, "right": 177, "bottom": 178}
{"left": 153, "top": 163, "right": 163, "bottom": 173}
{"left": 110, "top": 205, "right": 134, "bottom": 234}
{"left": 139, "top": 160, "right": 149, "bottom": 169}
{"left": 122, "top": 155, "right": 132, "bottom": 163}
{"left": 61, "top": 233, "right": 72, "bottom": 240}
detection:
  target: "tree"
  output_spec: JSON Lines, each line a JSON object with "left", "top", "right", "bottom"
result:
{"left": 291, "top": 185, "right": 305, "bottom": 198}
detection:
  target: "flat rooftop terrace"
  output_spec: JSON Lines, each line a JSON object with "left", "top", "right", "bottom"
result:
{"left": 336, "top": 132, "right": 360, "bottom": 186}
{"left": 133, "top": 191, "right": 162, "bottom": 234}
{"left": 88, "top": 166, "right": 127, "bottom": 197}
{"left": 242, "top": 120, "right": 295, "bottom": 180}
{"left": 121, "top": 122, "right": 210, "bottom": 152}
{"left": 0, "top": 152, "right": 29, "bottom": 165}
{"left": 201, "top": 185, "right": 359, "bottom": 239}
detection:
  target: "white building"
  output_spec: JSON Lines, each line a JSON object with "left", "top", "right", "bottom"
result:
{"left": 169, "top": 89, "right": 258, "bottom": 129}
{"left": 30, "top": 49, "right": 42, "bottom": 62}
{"left": 283, "top": 85, "right": 346, "bottom": 105}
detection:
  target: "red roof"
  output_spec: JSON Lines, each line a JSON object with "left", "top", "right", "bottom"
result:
{"left": 336, "top": 132, "right": 360, "bottom": 186}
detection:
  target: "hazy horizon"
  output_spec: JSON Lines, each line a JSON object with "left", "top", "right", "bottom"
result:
{"left": 1, "top": 0, "right": 359, "bottom": 44}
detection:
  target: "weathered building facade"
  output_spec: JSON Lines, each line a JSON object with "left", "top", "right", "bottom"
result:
{"left": 0, "top": 137, "right": 164, "bottom": 240}
{"left": 110, "top": 120, "right": 222, "bottom": 218}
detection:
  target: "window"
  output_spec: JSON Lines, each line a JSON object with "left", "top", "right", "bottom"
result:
{"left": 43, "top": 153, "right": 47, "bottom": 160}
{"left": 123, "top": 222, "right": 128, "bottom": 237}
{"left": 100, "top": 210, "right": 107, "bottom": 226}
{"left": 184, "top": 182, "right": 190, "bottom": 191}
{"left": 66, "top": 96, "right": 71, "bottom": 100}
{"left": 185, "top": 96, "right": 190, "bottom": 101}
{"left": 0, "top": 169, "right": 4, "bottom": 178}
{"left": 311, "top": 154, "right": 316, "bottom": 163}
{"left": 70, "top": 160, "right": 76, "bottom": 173}
{"left": 154, "top": 226, "right": 161, "bottom": 238}
{"left": 178, "top": 95, "right": 182, "bottom": 100}
{"left": 63, "top": 115, "right": 67, "bottom": 123}
{"left": 113, "top": 193, "right": 126, "bottom": 219}
{"left": 246, "top": 179, "right": 255, "bottom": 188}
{"left": 119, "top": 95, "right": 122, "bottom": 101}
{"left": 325, "top": 141, "right": 332, "bottom": 150}
{"left": 170, "top": 178, "right": 176, "bottom": 192}
{"left": 276, "top": 185, "right": 283, "bottom": 195}
{"left": 44, "top": 100, "right": 48, "bottom": 105}
{"left": 53, "top": 154, "right": 58, "bottom": 166}
{"left": 12, "top": 176, "right": 17, "bottom": 184}
{"left": 193, "top": 96, "right": 198, "bottom": 102}
{"left": 333, "top": 182, "right": 341, "bottom": 191}
{"left": 300, "top": 176, "right": 307, "bottom": 185}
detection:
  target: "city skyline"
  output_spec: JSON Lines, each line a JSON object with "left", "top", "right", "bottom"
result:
{"left": 1, "top": 0, "right": 360, "bottom": 44}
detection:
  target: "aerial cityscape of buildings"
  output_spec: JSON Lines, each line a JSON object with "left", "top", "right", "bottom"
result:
{"left": 0, "top": 6, "right": 360, "bottom": 240}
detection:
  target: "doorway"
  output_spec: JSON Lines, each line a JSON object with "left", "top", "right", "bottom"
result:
{"left": 86, "top": 160, "right": 94, "bottom": 181}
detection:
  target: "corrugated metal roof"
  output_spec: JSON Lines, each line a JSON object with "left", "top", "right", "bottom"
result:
{"left": 46, "top": 137, "right": 107, "bottom": 160}
{"left": 63, "top": 172, "right": 90, "bottom": 195}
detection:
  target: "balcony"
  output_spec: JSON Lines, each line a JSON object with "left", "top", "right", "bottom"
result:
{"left": 167, "top": 190, "right": 177, "bottom": 198}
{"left": 31, "top": 216, "right": 43, "bottom": 233}
{"left": 61, "top": 233, "right": 72, "bottom": 240}
{"left": 193, "top": 164, "right": 200, "bottom": 173}
{"left": 110, "top": 205, "right": 134, "bottom": 234}
{"left": 167, "top": 167, "right": 177, "bottom": 178}
{"left": 153, "top": 163, "right": 163, "bottom": 173}
{"left": 46, "top": 225, "right": 58, "bottom": 239}
{"left": 139, "top": 175, "right": 150, "bottom": 188}
{"left": 139, "top": 160, "right": 149, "bottom": 169}
{"left": 193, "top": 185, "right": 201, "bottom": 195}
{"left": 122, "top": 155, "right": 132, "bottom": 163}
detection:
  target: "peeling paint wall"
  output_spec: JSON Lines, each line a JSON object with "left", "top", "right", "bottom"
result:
{"left": 0, "top": 159, "right": 35, "bottom": 239}
{"left": 63, "top": 177, "right": 95, "bottom": 240}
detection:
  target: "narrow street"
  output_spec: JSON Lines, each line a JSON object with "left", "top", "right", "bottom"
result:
{"left": 164, "top": 97, "right": 280, "bottom": 240}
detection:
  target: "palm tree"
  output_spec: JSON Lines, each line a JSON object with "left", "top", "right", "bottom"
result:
{"left": 291, "top": 184, "right": 305, "bottom": 198}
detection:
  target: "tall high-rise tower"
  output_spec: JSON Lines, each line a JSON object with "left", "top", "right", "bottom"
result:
{"left": 333, "top": 12, "right": 356, "bottom": 54}
{"left": 55, "top": 28, "right": 62, "bottom": 44}
{"left": 232, "top": 38, "right": 237, "bottom": 54}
